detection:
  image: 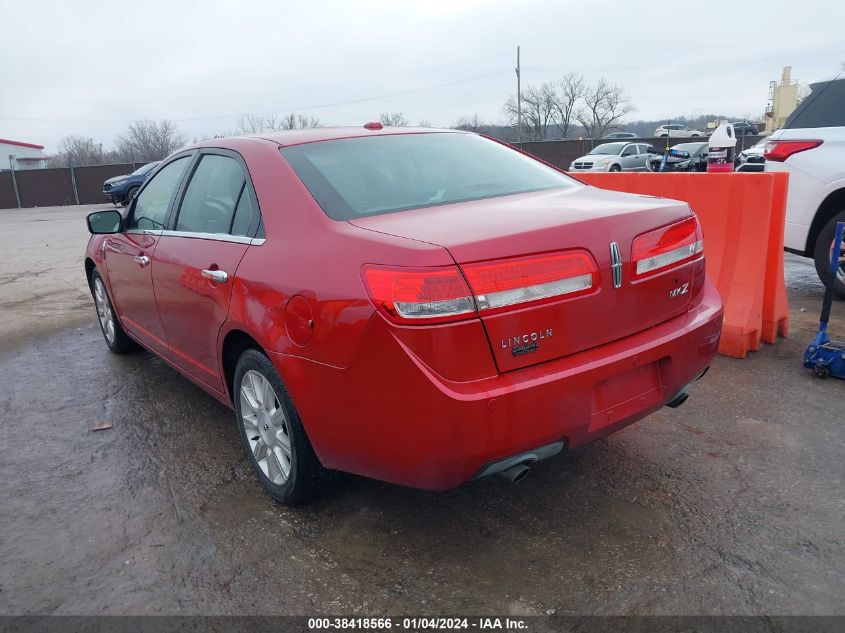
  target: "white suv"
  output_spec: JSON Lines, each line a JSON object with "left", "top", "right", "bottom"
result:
{"left": 653, "top": 124, "right": 703, "bottom": 137}
{"left": 765, "top": 74, "right": 845, "bottom": 295}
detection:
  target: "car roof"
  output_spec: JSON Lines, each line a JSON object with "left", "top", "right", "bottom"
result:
{"left": 188, "top": 126, "right": 465, "bottom": 150}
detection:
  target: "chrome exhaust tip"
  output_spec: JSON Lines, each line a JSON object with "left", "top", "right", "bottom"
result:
{"left": 473, "top": 440, "right": 564, "bottom": 482}
{"left": 497, "top": 461, "right": 532, "bottom": 483}
{"left": 666, "top": 391, "right": 689, "bottom": 408}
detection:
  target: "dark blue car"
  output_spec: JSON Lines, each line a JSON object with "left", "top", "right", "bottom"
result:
{"left": 102, "top": 161, "right": 160, "bottom": 205}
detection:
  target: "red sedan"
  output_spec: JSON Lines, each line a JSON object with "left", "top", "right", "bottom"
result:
{"left": 84, "top": 125, "right": 723, "bottom": 503}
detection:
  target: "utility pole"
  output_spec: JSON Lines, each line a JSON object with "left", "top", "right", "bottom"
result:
{"left": 515, "top": 46, "right": 522, "bottom": 147}
{"left": 9, "top": 155, "right": 21, "bottom": 209}
{"left": 69, "top": 159, "right": 80, "bottom": 205}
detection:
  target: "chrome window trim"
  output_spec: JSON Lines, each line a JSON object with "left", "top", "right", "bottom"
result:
{"left": 158, "top": 229, "right": 265, "bottom": 246}
{"left": 125, "top": 229, "right": 163, "bottom": 236}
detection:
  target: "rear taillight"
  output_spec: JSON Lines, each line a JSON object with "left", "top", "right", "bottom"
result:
{"left": 764, "top": 139, "right": 823, "bottom": 162}
{"left": 462, "top": 251, "right": 597, "bottom": 314}
{"left": 362, "top": 250, "right": 598, "bottom": 325}
{"left": 631, "top": 216, "right": 703, "bottom": 280}
{"left": 362, "top": 265, "right": 475, "bottom": 324}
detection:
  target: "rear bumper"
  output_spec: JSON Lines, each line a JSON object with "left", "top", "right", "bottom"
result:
{"left": 274, "top": 279, "right": 723, "bottom": 490}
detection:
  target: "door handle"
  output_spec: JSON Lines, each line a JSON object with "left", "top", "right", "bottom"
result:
{"left": 133, "top": 255, "right": 150, "bottom": 267}
{"left": 201, "top": 269, "right": 229, "bottom": 283}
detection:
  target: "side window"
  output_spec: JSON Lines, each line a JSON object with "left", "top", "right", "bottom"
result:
{"left": 175, "top": 154, "right": 247, "bottom": 235}
{"left": 231, "top": 187, "right": 256, "bottom": 236}
{"left": 622, "top": 145, "right": 635, "bottom": 156}
{"left": 127, "top": 157, "right": 189, "bottom": 230}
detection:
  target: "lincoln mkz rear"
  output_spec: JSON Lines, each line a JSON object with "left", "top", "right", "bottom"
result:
{"left": 84, "top": 126, "right": 724, "bottom": 503}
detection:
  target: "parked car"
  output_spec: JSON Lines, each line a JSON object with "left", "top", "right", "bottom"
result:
{"left": 84, "top": 125, "right": 723, "bottom": 503}
{"left": 569, "top": 142, "right": 651, "bottom": 172}
{"left": 602, "top": 132, "right": 638, "bottom": 140}
{"left": 646, "top": 142, "right": 709, "bottom": 172}
{"left": 654, "top": 124, "right": 704, "bottom": 138}
{"left": 731, "top": 121, "right": 759, "bottom": 136}
{"left": 102, "top": 161, "right": 160, "bottom": 206}
{"left": 736, "top": 138, "right": 767, "bottom": 172}
{"left": 765, "top": 74, "right": 845, "bottom": 295}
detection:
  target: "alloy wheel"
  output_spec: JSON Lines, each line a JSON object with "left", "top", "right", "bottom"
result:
{"left": 828, "top": 239, "right": 845, "bottom": 284}
{"left": 240, "top": 370, "right": 292, "bottom": 485}
{"left": 93, "top": 277, "right": 116, "bottom": 345}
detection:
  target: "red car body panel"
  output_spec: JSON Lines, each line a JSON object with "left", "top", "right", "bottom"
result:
{"left": 85, "top": 128, "right": 724, "bottom": 491}
{"left": 276, "top": 280, "right": 721, "bottom": 489}
{"left": 102, "top": 231, "right": 168, "bottom": 355}
{"left": 152, "top": 235, "right": 250, "bottom": 390}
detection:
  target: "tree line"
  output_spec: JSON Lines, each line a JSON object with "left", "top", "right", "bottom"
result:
{"left": 48, "top": 90, "right": 748, "bottom": 168}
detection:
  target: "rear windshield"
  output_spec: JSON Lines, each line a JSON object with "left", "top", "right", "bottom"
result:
{"left": 131, "top": 161, "right": 159, "bottom": 176}
{"left": 785, "top": 76, "right": 845, "bottom": 129}
{"left": 280, "top": 133, "right": 579, "bottom": 220}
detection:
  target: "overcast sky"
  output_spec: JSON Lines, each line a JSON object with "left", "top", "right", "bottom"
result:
{"left": 2, "top": 0, "right": 843, "bottom": 151}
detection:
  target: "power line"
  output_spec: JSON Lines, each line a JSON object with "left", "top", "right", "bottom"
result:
{"left": 55, "top": 53, "right": 514, "bottom": 106}
{"left": 0, "top": 69, "right": 510, "bottom": 124}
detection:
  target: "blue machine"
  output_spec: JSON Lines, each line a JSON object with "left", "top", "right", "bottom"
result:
{"left": 804, "top": 221, "right": 845, "bottom": 379}
{"left": 658, "top": 147, "right": 691, "bottom": 172}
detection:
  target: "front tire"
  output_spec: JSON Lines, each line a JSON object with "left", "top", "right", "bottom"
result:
{"left": 121, "top": 187, "right": 140, "bottom": 207}
{"left": 234, "top": 349, "right": 321, "bottom": 504}
{"left": 609, "top": 164, "right": 622, "bottom": 172}
{"left": 813, "top": 211, "right": 845, "bottom": 300}
{"left": 91, "top": 270, "right": 136, "bottom": 353}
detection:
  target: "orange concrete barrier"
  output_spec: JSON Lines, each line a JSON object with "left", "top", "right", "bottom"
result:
{"left": 575, "top": 172, "right": 790, "bottom": 358}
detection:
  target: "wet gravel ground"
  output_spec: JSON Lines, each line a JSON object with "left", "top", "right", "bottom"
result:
{"left": 0, "top": 207, "right": 843, "bottom": 616}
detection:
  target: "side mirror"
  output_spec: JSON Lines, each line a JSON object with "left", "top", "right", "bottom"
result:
{"left": 87, "top": 209, "right": 123, "bottom": 234}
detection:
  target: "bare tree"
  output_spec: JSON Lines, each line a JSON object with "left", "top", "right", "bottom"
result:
{"left": 236, "top": 114, "right": 275, "bottom": 133}
{"left": 236, "top": 113, "right": 320, "bottom": 134}
{"left": 280, "top": 113, "right": 321, "bottom": 130}
{"left": 453, "top": 114, "right": 486, "bottom": 133}
{"left": 552, "top": 73, "right": 585, "bottom": 139}
{"left": 505, "top": 82, "right": 557, "bottom": 140}
{"left": 575, "top": 78, "right": 635, "bottom": 139}
{"left": 379, "top": 111, "right": 409, "bottom": 126}
{"left": 417, "top": 119, "right": 433, "bottom": 128}
{"left": 49, "top": 136, "right": 106, "bottom": 167}
{"left": 116, "top": 120, "right": 186, "bottom": 161}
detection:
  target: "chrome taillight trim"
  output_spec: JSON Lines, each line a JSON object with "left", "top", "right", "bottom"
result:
{"left": 635, "top": 240, "right": 703, "bottom": 276}
{"left": 474, "top": 274, "right": 593, "bottom": 311}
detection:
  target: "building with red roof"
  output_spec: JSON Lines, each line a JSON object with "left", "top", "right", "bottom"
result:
{"left": 1, "top": 138, "right": 47, "bottom": 170}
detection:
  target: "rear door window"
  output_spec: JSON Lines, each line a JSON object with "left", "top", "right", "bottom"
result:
{"left": 175, "top": 154, "right": 248, "bottom": 235}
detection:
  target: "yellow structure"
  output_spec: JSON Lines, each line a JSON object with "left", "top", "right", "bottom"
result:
{"left": 764, "top": 66, "right": 800, "bottom": 133}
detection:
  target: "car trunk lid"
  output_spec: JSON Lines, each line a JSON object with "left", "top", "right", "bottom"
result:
{"left": 351, "top": 186, "right": 700, "bottom": 372}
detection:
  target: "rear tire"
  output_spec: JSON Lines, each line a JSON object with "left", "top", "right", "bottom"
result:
{"left": 90, "top": 270, "right": 136, "bottom": 353}
{"left": 813, "top": 211, "right": 845, "bottom": 300}
{"left": 233, "top": 349, "right": 321, "bottom": 504}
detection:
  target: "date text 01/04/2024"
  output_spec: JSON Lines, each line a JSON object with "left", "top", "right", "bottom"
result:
{"left": 307, "top": 617, "right": 528, "bottom": 630}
